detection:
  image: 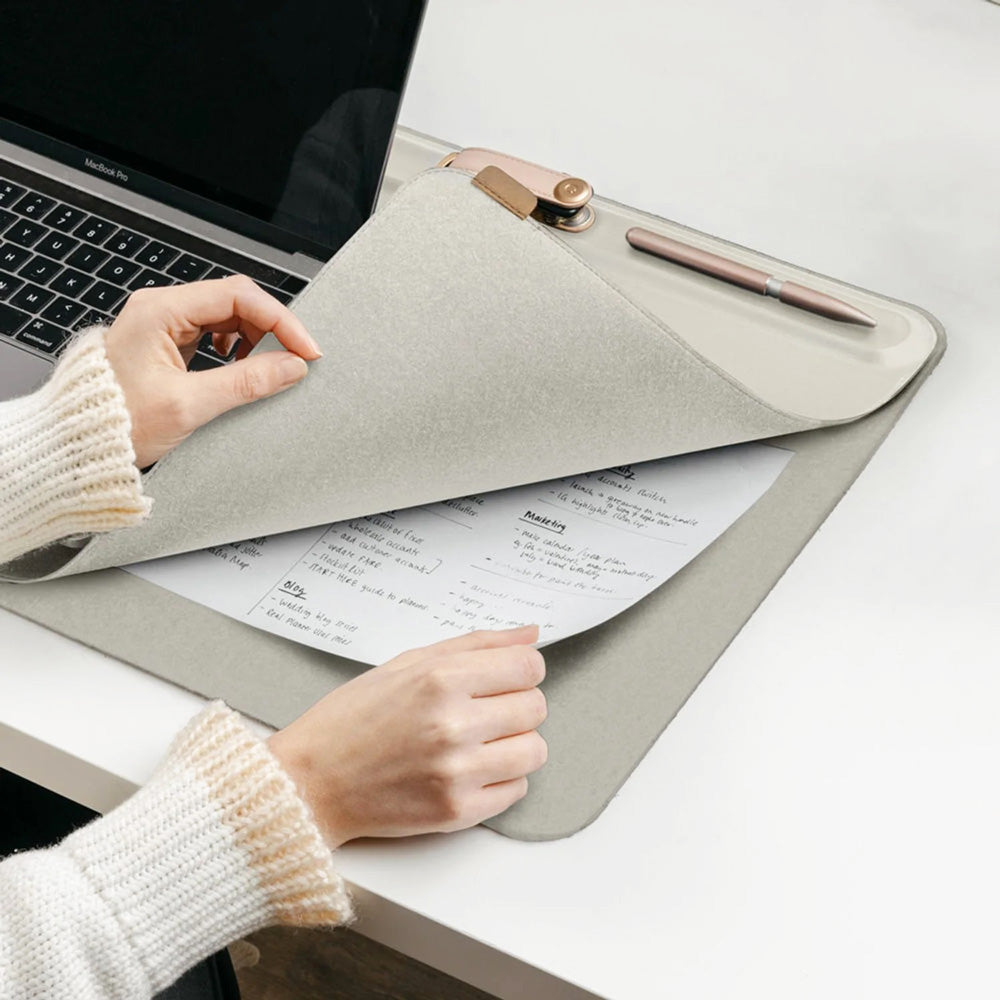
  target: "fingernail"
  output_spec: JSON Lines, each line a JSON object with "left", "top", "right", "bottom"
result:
{"left": 306, "top": 333, "right": 323, "bottom": 357}
{"left": 279, "top": 354, "right": 309, "bottom": 385}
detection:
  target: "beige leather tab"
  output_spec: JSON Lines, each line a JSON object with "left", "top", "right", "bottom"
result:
{"left": 443, "top": 148, "right": 592, "bottom": 212}
{"left": 471, "top": 165, "right": 537, "bottom": 220}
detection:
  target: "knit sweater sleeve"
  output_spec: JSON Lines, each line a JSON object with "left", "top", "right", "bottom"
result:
{"left": 0, "top": 327, "right": 150, "bottom": 567}
{"left": 0, "top": 703, "right": 353, "bottom": 999}
{"left": 0, "top": 334, "right": 354, "bottom": 997}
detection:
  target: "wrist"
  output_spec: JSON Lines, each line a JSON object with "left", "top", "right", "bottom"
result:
{"left": 267, "top": 730, "right": 353, "bottom": 850}
{"left": 0, "top": 327, "right": 151, "bottom": 567}
{"left": 62, "top": 703, "right": 352, "bottom": 993}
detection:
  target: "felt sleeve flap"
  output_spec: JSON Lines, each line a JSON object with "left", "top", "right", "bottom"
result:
{"left": 1, "top": 167, "right": 930, "bottom": 581}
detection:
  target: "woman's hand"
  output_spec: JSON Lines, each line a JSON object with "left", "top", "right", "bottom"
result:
{"left": 102, "top": 276, "right": 322, "bottom": 468}
{"left": 268, "top": 626, "right": 548, "bottom": 847}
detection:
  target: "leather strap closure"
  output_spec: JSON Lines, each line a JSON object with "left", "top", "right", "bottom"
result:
{"left": 471, "top": 165, "right": 537, "bottom": 219}
{"left": 440, "top": 147, "right": 595, "bottom": 232}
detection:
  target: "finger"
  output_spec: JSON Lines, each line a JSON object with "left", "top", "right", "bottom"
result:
{"left": 201, "top": 316, "right": 266, "bottom": 357}
{"left": 181, "top": 351, "right": 309, "bottom": 428}
{"left": 211, "top": 331, "right": 239, "bottom": 360}
{"left": 178, "top": 339, "right": 200, "bottom": 366}
{"left": 235, "top": 335, "right": 254, "bottom": 362}
{"left": 448, "top": 643, "right": 546, "bottom": 696}
{"left": 476, "top": 730, "right": 548, "bottom": 785}
{"left": 130, "top": 276, "right": 322, "bottom": 358}
{"left": 472, "top": 687, "right": 547, "bottom": 743}
{"left": 385, "top": 625, "right": 539, "bottom": 672}
{"left": 463, "top": 777, "right": 529, "bottom": 826}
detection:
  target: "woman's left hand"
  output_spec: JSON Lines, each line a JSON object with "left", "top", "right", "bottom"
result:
{"left": 102, "top": 276, "right": 322, "bottom": 468}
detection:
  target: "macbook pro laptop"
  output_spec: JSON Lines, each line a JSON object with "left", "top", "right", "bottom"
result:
{"left": 0, "top": 0, "right": 426, "bottom": 401}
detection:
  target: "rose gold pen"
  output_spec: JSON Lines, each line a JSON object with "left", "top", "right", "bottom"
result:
{"left": 625, "top": 227, "right": 877, "bottom": 328}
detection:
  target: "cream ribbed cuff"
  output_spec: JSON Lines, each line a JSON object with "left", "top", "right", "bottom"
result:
{"left": 0, "top": 328, "right": 151, "bottom": 566}
{"left": 62, "top": 703, "right": 352, "bottom": 995}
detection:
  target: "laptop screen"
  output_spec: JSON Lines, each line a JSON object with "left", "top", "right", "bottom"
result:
{"left": 0, "top": 0, "right": 425, "bottom": 261}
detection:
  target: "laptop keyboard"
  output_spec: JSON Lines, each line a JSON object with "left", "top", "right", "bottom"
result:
{"left": 0, "top": 161, "right": 308, "bottom": 369}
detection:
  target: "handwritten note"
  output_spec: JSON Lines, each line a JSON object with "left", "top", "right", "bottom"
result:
{"left": 125, "top": 444, "right": 791, "bottom": 664}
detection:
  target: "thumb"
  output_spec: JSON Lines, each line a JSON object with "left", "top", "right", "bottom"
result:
{"left": 185, "top": 351, "right": 309, "bottom": 428}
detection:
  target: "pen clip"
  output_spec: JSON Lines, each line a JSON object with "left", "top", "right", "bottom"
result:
{"left": 438, "top": 148, "right": 596, "bottom": 233}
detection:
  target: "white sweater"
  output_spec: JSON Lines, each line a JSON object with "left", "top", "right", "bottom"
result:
{"left": 0, "top": 331, "right": 352, "bottom": 999}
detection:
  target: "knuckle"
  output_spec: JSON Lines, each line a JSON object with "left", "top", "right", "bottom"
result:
{"left": 120, "top": 288, "right": 146, "bottom": 311}
{"left": 233, "top": 365, "right": 264, "bottom": 403}
{"left": 117, "top": 288, "right": 153, "bottom": 322}
{"left": 427, "top": 764, "right": 466, "bottom": 824}
{"left": 127, "top": 285, "right": 157, "bottom": 305}
{"left": 227, "top": 273, "right": 258, "bottom": 295}
{"left": 438, "top": 790, "right": 465, "bottom": 826}
{"left": 512, "top": 777, "right": 529, "bottom": 802}
{"left": 420, "top": 659, "right": 456, "bottom": 697}
{"left": 528, "top": 687, "right": 548, "bottom": 725}
{"left": 526, "top": 732, "right": 548, "bottom": 771}
{"left": 519, "top": 646, "right": 545, "bottom": 685}
{"left": 426, "top": 713, "right": 465, "bottom": 751}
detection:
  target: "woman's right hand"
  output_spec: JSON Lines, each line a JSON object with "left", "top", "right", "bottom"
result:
{"left": 267, "top": 626, "right": 548, "bottom": 847}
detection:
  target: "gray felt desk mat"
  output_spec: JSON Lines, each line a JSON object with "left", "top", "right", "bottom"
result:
{"left": 0, "top": 159, "right": 945, "bottom": 840}
{"left": 0, "top": 355, "right": 943, "bottom": 841}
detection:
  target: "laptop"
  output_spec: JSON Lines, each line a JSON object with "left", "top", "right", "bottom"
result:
{"left": 0, "top": 0, "right": 426, "bottom": 402}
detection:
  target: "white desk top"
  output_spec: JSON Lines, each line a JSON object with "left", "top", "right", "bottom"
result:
{"left": 3, "top": 2, "right": 999, "bottom": 998}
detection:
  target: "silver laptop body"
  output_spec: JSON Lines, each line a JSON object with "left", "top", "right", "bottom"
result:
{"left": 0, "top": 0, "right": 425, "bottom": 400}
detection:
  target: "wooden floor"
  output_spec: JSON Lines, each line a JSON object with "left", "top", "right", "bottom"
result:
{"left": 236, "top": 927, "right": 498, "bottom": 1000}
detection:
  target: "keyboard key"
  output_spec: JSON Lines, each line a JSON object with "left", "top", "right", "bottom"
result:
{"left": 0, "top": 182, "right": 27, "bottom": 208}
{"left": 35, "top": 230, "right": 80, "bottom": 261}
{"left": 80, "top": 280, "right": 126, "bottom": 311}
{"left": 166, "top": 254, "right": 210, "bottom": 282}
{"left": 280, "top": 274, "right": 309, "bottom": 293}
{"left": 50, "top": 268, "right": 95, "bottom": 298}
{"left": 96, "top": 255, "right": 140, "bottom": 284}
{"left": 188, "top": 352, "right": 225, "bottom": 371}
{"left": 40, "top": 296, "right": 85, "bottom": 327}
{"left": 17, "top": 255, "right": 63, "bottom": 285}
{"left": 10, "top": 282, "right": 55, "bottom": 312}
{"left": 12, "top": 193, "right": 56, "bottom": 220}
{"left": 5, "top": 220, "right": 46, "bottom": 248}
{"left": 260, "top": 284, "right": 292, "bottom": 305}
{"left": 73, "top": 309, "right": 113, "bottom": 331}
{"left": 103, "top": 229, "right": 149, "bottom": 257}
{"left": 66, "top": 243, "right": 110, "bottom": 273}
{"left": 43, "top": 204, "right": 88, "bottom": 232}
{"left": 0, "top": 243, "right": 32, "bottom": 271}
{"left": 196, "top": 332, "right": 238, "bottom": 363}
{"left": 0, "top": 180, "right": 300, "bottom": 347}
{"left": 127, "top": 268, "right": 174, "bottom": 291}
{"left": 17, "top": 318, "right": 69, "bottom": 354}
{"left": 0, "top": 302, "right": 30, "bottom": 337}
{"left": 73, "top": 217, "right": 118, "bottom": 245}
{"left": 0, "top": 271, "right": 25, "bottom": 301}
{"left": 134, "top": 241, "right": 179, "bottom": 269}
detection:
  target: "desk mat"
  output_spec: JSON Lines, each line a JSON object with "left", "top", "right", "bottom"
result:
{"left": 0, "top": 342, "right": 943, "bottom": 841}
{"left": 0, "top": 131, "right": 946, "bottom": 839}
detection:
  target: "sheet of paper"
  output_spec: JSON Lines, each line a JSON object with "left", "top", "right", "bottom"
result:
{"left": 125, "top": 444, "right": 791, "bottom": 665}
